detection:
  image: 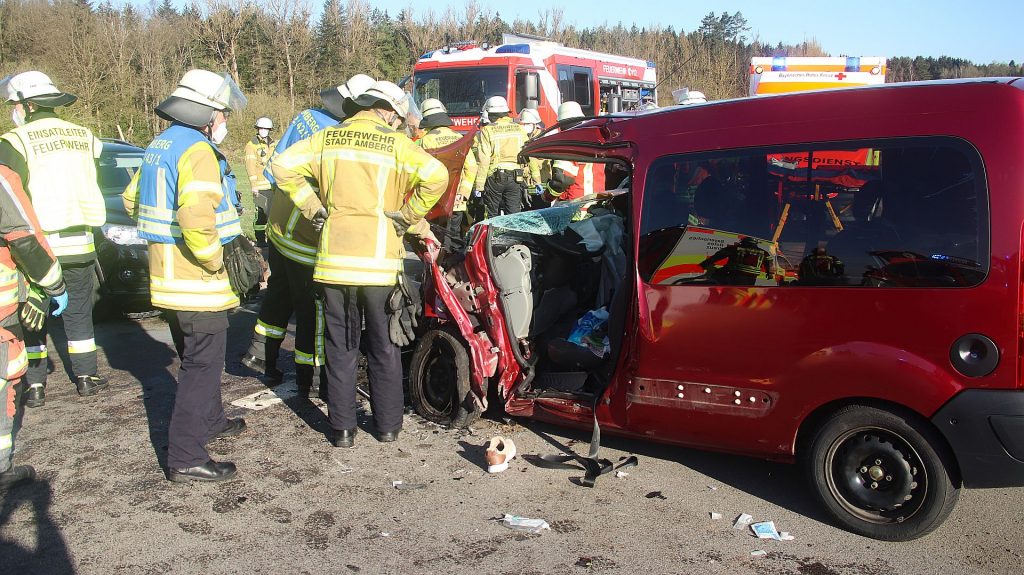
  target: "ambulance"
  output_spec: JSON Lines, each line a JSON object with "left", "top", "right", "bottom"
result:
{"left": 412, "top": 33, "right": 658, "bottom": 130}
{"left": 749, "top": 55, "right": 887, "bottom": 95}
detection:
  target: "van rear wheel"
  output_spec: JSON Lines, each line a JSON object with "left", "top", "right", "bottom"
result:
{"left": 804, "top": 405, "right": 960, "bottom": 541}
{"left": 408, "top": 327, "right": 480, "bottom": 428}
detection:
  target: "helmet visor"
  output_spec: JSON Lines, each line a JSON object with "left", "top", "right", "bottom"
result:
{"left": 211, "top": 73, "right": 247, "bottom": 112}
{"left": 0, "top": 75, "right": 14, "bottom": 103}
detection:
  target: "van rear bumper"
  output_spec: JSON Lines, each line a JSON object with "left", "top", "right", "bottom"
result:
{"left": 932, "top": 390, "right": 1024, "bottom": 488}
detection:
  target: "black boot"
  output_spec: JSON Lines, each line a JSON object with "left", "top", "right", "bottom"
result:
{"left": 76, "top": 375, "right": 108, "bottom": 396}
{"left": 295, "top": 364, "right": 313, "bottom": 399}
{"left": 0, "top": 465, "right": 35, "bottom": 491}
{"left": 24, "top": 384, "right": 44, "bottom": 408}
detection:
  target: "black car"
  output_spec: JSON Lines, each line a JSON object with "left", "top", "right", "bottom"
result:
{"left": 93, "top": 139, "right": 152, "bottom": 317}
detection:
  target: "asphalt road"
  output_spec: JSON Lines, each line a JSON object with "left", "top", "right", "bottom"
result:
{"left": 1, "top": 301, "right": 1021, "bottom": 575}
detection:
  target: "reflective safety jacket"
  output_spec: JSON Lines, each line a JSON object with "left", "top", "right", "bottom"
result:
{"left": 273, "top": 111, "right": 449, "bottom": 286}
{"left": 546, "top": 160, "right": 607, "bottom": 203}
{"left": 0, "top": 165, "right": 63, "bottom": 398}
{"left": 243, "top": 136, "right": 275, "bottom": 192}
{"left": 123, "top": 124, "right": 241, "bottom": 312}
{"left": 265, "top": 108, "right": 339, "bottom": 266}
{"left": 453, "top": 139, "right": 479, "bottom": 213}
{"left": 418, "top": 127, "right": 462, "bottom": 151}
{"left": 0, "top": 115, "right": 105, "bottom": 263}
{"left": 472, "top": 117, "right": 529, "bottom": 190}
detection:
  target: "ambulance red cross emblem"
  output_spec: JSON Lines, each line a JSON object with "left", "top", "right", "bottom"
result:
{"left": 835, "top": 72, "right": 847, "bottom": 80}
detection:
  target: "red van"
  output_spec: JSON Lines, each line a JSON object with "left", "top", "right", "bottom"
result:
{"left": 410, "top": 78, "right": 1024, "bottom": 541}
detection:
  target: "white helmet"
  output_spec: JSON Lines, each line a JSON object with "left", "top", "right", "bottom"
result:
{"left": 255, "top": 117, "right": 273, "bottom": 129}
{"left": 420, "top": 98, "right": 447, "bottom": 117}
{"left": 354, "top": 80, "right": 412, "bottom": 119}
{"left": 518, "top": 108, "right": 541, "bottom": 126}
{"left": 156, "top": 69, "right": 247, "bottom": 127}
{"left": 2, "top": 71, "right": 76, "bottom": 107}
{"left": 483, "top": 96, "right": 510, "bottom": 114}
{"left": 338, "top": 73, "right": 375, "bottom": 100}
{"left": 169, "top": 69, "right": 247, "bottom": 112}
{"left": 557, "top": 101, "right": 584, "bottom": 122}
{"left": 321, "top": 73, "right": 375, "bottom": 119}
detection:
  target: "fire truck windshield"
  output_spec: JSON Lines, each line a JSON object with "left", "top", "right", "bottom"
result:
{"left": 413, "top": 67, "right": 508, "bottom": 116}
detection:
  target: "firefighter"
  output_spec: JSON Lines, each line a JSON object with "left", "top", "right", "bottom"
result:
{"left": 416, "top": 99, "right": 461, "bottom": 150}
{"left": 272, "top": 80, "right": 448, "bottom": 448}
{"left": 519, "top": 108, "right": 548, "bottom": 209}
{"left": 0, "top": 71, "right": 107, "bottom": 408}
{"left": 122, "top": 69, "right": 248, "bottom": 483}
{"left": 243, "top": 116, "right": 275, "bottom": 246}
{"left": 473, "top": 96, "right": 529, "bottom": 217}
{"left": 240, "top": 74, "right": 375, "bottom": 398}
{"left": 0, "top": 158, "right": 67, "bottom": 492}
{"left": 545, "top": 101, "right": 606, "bottom": 204}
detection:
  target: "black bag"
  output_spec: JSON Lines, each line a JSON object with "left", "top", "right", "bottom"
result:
{"left": 223, "top": 235, "right": 263, "bottom": 295}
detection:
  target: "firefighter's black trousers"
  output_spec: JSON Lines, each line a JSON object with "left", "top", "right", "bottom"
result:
{"left": 24, "top": 262, "right": 97, "bottom": 386}
{"left": 483, "top": 170, "right": 524, "bottom": 218}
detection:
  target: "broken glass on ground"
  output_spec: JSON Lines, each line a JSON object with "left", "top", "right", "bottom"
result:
{"left": 733, "top": 513, "right": 754, "bottom": 529}
{"left": 498, "top": 514, "right": 550, "bottom": 534}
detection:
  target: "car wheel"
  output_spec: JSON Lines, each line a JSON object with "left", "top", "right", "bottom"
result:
{"left": 408, "top": 326, "right": 480, "bottom": 428}
{"left": 804, "top": 405, "right": 960, "bottom": 541}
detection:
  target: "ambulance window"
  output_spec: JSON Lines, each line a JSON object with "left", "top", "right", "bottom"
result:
{"left": 638, "top": 138, "right": 988, "bottom": 288}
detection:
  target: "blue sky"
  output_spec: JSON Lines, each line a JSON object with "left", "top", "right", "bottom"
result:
{"left": 357, "top": 0, "right": 1022, "bottom": 64}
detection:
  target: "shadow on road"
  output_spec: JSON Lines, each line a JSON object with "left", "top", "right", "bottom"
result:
{"left": 0, "top": 478, "right": 75, "bottom": 575}
{"left": 520, "top": 419, "right": 831, "bottom": 525}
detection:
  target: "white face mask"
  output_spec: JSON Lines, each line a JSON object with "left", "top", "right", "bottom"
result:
{"left": 211, "top": 122, "right": 228, "bottom": 145}
{"left": 11, "top": 108, "right": 25, "bottom": 127}
{"left": 257, "top": 128, "right": 270, "bottom": 139}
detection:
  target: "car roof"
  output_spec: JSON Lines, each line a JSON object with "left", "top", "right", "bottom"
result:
{"left": 100, "top": 138, "right": 144, "bottom": 154}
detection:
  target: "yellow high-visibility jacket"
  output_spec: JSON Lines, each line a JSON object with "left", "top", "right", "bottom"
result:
{"left": 272, "top": 111, "right": 449, "bottom": 286}
{"left": 453, "top": 139, "right": 478, "bottom": 214}
{"left": 0, "top": 116, "right": 106, "bottom": 262}
{"left": 472, "top": 116, "right": 529, "bottom": 191}
{"left": 418, "top": 127, "right": 462, "bottom": 151}
{"left": 243, "top": 136, "right": 275, "bottom": 192}
{"left": 123, "top": 129, "right": 239, "bottom": 312}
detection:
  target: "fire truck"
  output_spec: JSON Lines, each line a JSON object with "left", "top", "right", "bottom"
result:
{"left": 412, "top": 33, "right": 658, "bottom": 131}
{"left": 749, "top": 56, "right": 887, "bottom": 96}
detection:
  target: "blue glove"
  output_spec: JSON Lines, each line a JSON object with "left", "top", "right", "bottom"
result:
{"left": 51, "top": 291, "right": 69, "bottom": 317}
{"left": 533, "top": 184, "right": 544, "bottom": 195}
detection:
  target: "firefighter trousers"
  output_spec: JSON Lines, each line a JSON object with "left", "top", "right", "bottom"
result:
{"left": 321, "top": 284, "right": 402, "bottom": 434}
{"left": 25, "top": 262, "right": 97, "bottom": 387}
{"left": 282, "top": 256, "right": 324, "bottom": 377}
{"left": 483, "top": 170, "right": 524, "bottom": 218}
{"left": 0, "top": 324, "right": 24, "bottom": 473}
{"left": 244, "top": 244, "right": 292, "bottom": 370}
{"left": 165, "top": 310, "right": 228, "bottom": 469}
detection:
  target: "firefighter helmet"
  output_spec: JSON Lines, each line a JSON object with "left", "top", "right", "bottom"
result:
{"left": 519, "top": 108, "right": 542, "bottom": 126}
{"left": 2, "top": 71, "right": 77, "bottom": 107}
{"left": 419, "top": 98, "right": 453, "bottom": 129}
{"left": 354, "top": 80, "right": 412, "bottom": 119}
{"left": 483, "top": 96, "right": 510, "bottom": 114}
{"left": 254, "top": 117, "right": 273, "bottom": 129}
{"left": 557, "top": 101, "right": 584, "bottom": 122}
{"left": 156, "top": 69, "right": 247, "bottom": 127}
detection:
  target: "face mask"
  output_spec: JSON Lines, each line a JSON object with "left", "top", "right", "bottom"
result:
{"left": 11, "top": 108, "right": 25, "bottom": 127}
{"left": 211, "top": 122, "right": 228, "bottom": 145}
{"left": 257, "top": 128, "right": 270, "bottom": 139}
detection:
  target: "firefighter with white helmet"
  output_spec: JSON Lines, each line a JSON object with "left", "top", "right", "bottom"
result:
{"left": 240, "top": 73, "right": 375, "bottom": 399}
{"left": 471, "top": 95, "right": 530, "bottom": 217}
{"left": 518, "top": 107, "right": 548, "bottom": 209}
{"left": 0, "top": 71, "right": 106, "bottom": 408}
{"left": 416, "top": 99, "right": 461, "bottom": 150}
{"left": 123, "top": 69, "right": 248, "bottom": 483}
{"left": 244, "top": 116, "right": 275, "bottom": 245}
{"left": 546, "top": 100, "right": 606, "bottom": 204}
{"left": 272, "top": 80, "right": 448, "bottom": 448}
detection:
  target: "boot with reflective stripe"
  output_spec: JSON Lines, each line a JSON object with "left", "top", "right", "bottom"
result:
{"left": 24, "top": 383, "right": 44, "bottom": 408}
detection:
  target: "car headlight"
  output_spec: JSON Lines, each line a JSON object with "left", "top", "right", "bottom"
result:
{"left": 101, "top": 224, "right": 147, "bottom": 246}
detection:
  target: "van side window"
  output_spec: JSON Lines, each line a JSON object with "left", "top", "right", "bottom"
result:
{"left": 638, "top": 139, "right": 988, "bottom": 288}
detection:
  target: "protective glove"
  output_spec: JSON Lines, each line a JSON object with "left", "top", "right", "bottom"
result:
{"left": 533, "top": 184, "right": 544, "bottom": 195}
{"left": 384, "top": 210, "right": 411, "bottom": 236}
{"left": 311, "top": 207, "right": 328, "bottom": 232}
{"left": 51, "top": 290, "right": 69, "bottom": 317}
{"left": 20, "top": 285, "right": 50, "bottom": 332}
{"left": 387, "top": 275, "right": 421, "bottom": 347}
{"left": 473, "top": 190, "right": 483, "bottom": 198}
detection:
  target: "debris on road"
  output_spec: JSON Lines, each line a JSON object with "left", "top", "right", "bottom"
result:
{"left": 230, "top": 388, "right": 294, "bottom": 410}
{"left": 707, "top": 485, "right": 718, "bottom": 491}
{"left": 392, "top": 480, "right": 427, "bottom": 490}
{"left": 751, "top": 521, "right": 781, "bottom": 540}
{"left": 615, "top": 471, "right": 629, "bottom": 479}
{"left": 485, "top": 436, "right": 517, "bottom": 473}
{"left": 615, "top": 455, "right": 638, "bottom": 470}
{"left": 331, "top": 457, "right": 354, "bottom": 474}
{"left": 645, "top": 491, "right": 667, "bottom": 500}
{"left": 750, "top": 550, "right": 767, "bottom": 558}
{"left": 780, "top": 532, "right": 795, "bottom": 541}
{"left": 709, "top": 512, "right": 722, "bottom": 520}
{"left": 733, "top": 513, "right": 753, "bottom": 529}
{"left": 498, "top": 514, "right": 550, "bottom": 534}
